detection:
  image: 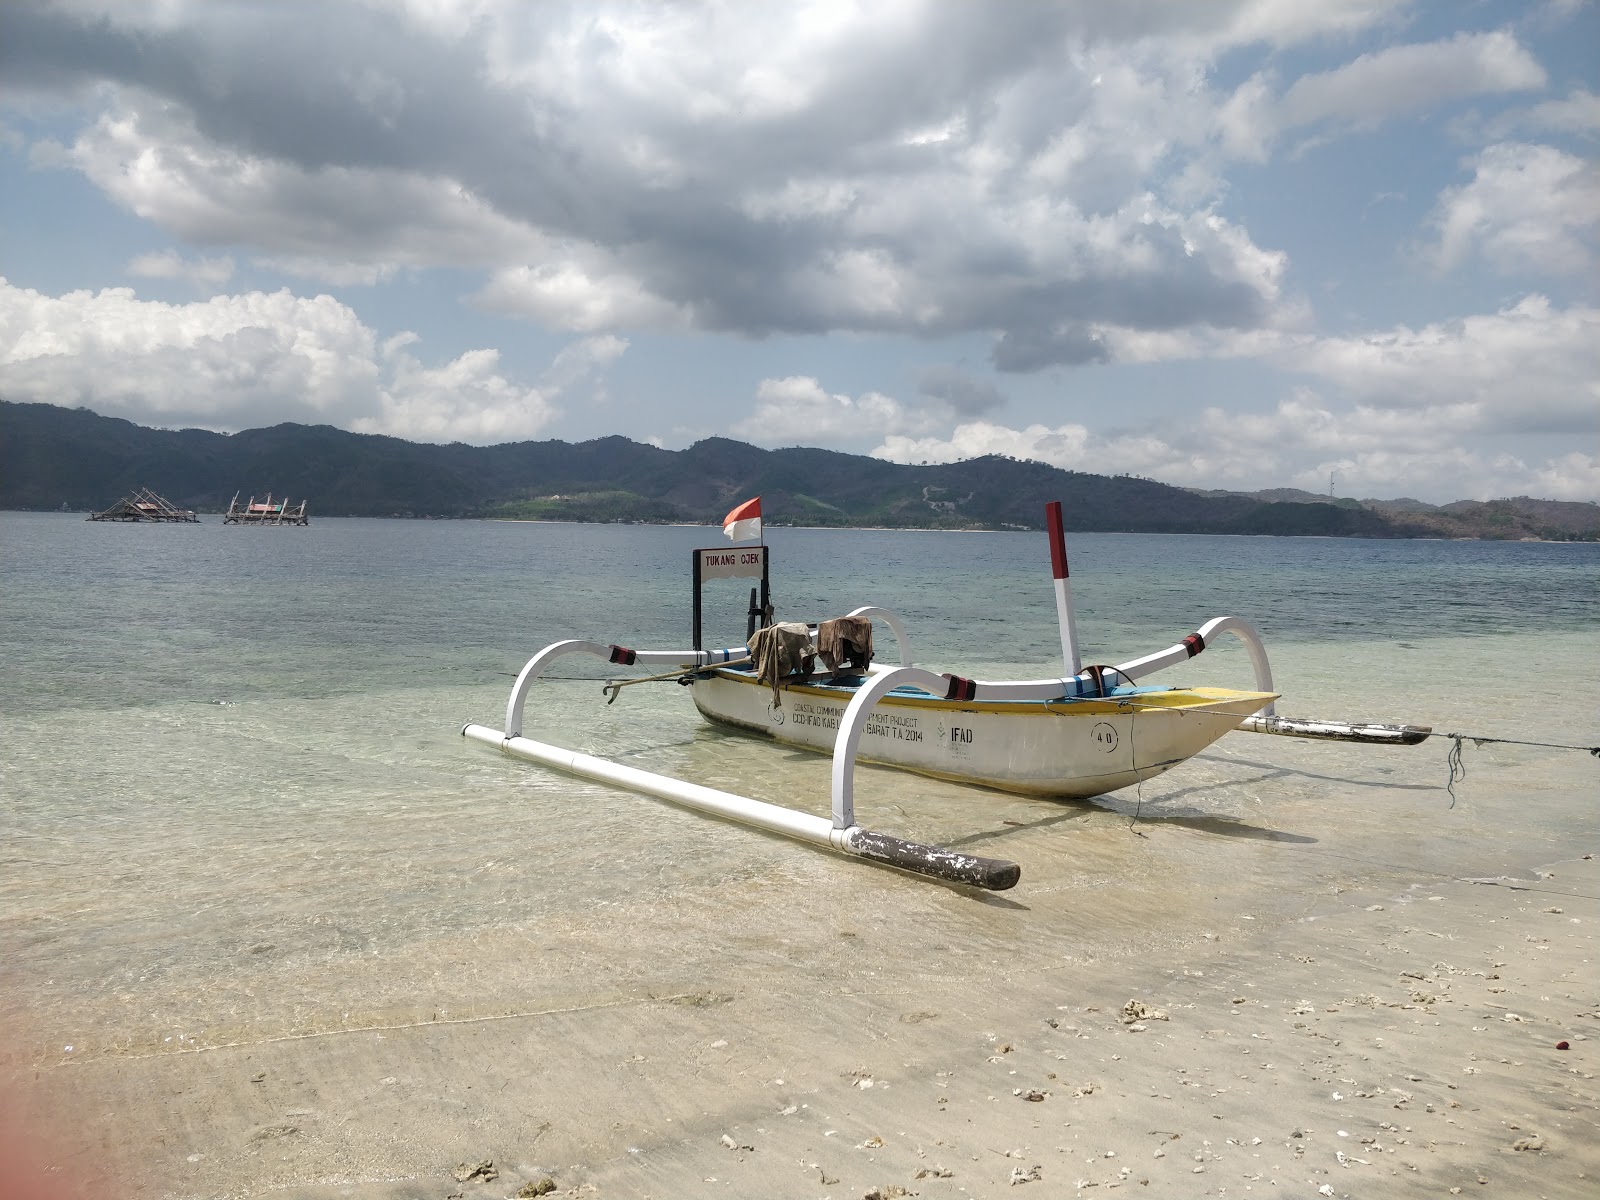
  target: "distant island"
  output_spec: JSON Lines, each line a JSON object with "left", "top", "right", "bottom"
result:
{"left": 2, "top": 399, "right": 1596, "bottom": 540}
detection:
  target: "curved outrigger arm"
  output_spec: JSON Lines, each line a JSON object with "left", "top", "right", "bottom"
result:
{"left": 833, "top": 613, "right": 1424, "bottom": 750}
{"left": 836, "top": 616, "right": 1275, "bottom": 708}
{"left": 830, "top": 666, "right": 950, "bottom": 830}
{"left": 1113, "top": 615, "right": 1429, "bottom": 745}
{"left": 505, "top": 638, "right": 749, "bottom": 738}
{"left": 1111, "top": 615, "right": 1276, "bottom": 715}
{"left": 1111, "top": 615, "right": 1429, "bottom": 744}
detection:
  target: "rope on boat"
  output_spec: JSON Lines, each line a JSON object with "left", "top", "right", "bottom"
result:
{"left": 1049, "top": 692, "right": 1597, "bottom": 809}
{"left": 1440, "top": 733, "right": 1600, "bottom": 754}
{"left": 601, "top": 663, "right": 708, "bottom": 703}
{"left": 1442, "top": 731, "right": 1600, "bottom": 807}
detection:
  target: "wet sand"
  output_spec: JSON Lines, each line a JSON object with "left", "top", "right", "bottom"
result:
{"left": 10, "top": 853, "right": 1595, "bottom": 1200}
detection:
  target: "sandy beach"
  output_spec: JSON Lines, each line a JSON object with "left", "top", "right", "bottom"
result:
{"left": 9, "top": 849, "right": 1594, "bottom": 1200}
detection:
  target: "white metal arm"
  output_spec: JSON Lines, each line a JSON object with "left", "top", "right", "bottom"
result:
{"left": 505, "top": 639, "right": 749, "bottom": 737}
{"left": 830, "top": 666, "right": 949, "bottom": 829}
{"left": 837, "top": 615, "right": 1275, "bottom": 711}
{"left": 1111, "top": 616, "right": 1276, "bottom": 716}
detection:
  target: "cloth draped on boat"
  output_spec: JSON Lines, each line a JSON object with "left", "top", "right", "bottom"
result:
{"left": 747, "top": 621, "right": 814, "bottom": 706}
{"left": 817, "top": 615, "right": 873, "bottom": 674}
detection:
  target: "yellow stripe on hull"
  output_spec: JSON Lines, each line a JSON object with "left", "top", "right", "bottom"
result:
{"left": 691, "top": 670, "right": 1276, "bottom": 798}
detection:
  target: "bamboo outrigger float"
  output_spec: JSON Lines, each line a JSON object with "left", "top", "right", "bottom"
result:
{"left": 222, "top": 492, "right": 309, "bottom": 525}
{"left": 465, "top": 500, "right": 1430, "bottom": 890}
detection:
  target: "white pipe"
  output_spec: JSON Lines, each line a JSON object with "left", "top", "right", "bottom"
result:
{"left": 829, "top": 666, "right": 952, "bottom": 829}
{"left": 469, "top": 724, "right": 838, "bottom": 842}
{"left": 1054, "top": 577, "right": 1081, "bottom": 676}
{"left": 1045, "top": 502, "right": 1082, "bottom": 675}
{"left": 506, "top": 640, "right": 609, "bottom": 737}
{"left": 462, "top": 724, "right": 1020, "bottom": 889}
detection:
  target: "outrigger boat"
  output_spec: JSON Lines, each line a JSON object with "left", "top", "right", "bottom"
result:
{"left": 465, "top": 501, "right": 1429, "bottom": 891}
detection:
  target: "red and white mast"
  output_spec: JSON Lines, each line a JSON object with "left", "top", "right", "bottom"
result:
{"left": 1045, "top": 501, "right": 1082, "bottom": 677}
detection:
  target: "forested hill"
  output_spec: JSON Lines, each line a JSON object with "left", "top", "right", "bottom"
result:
{"left": 2, "top": 400, "right": 1595, "bottom": 539}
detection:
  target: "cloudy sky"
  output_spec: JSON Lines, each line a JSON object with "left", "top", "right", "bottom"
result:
{"left": 2, "top": 0, "right": 1596, "bottom": 502}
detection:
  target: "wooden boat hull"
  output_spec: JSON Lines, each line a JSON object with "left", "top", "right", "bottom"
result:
{"left": 690, "top": 669, "right": 1276, "bottom": 798}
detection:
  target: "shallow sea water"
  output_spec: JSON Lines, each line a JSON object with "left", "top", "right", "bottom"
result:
{"left": 2, "top": 513, "right": 1596, "bottom": 1063}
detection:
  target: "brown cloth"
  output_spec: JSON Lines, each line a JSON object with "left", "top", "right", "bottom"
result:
{"left": 817, "top": 615, "right": 874, "bottom": 674}
{"left": 747, "top": 621, "right": 814, "bottom": 706}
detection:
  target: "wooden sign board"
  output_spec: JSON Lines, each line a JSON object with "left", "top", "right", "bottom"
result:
{"left": 697, "top": 545, "right": 767, "bottom": 581}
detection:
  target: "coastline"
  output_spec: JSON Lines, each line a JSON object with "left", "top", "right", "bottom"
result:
{"left": 11, "top": 853, "right": 1595, "bottom": 1200}
{"left": 11, "top": 509, "right": 1597, "bottom": 540}
{"left": 481, "top": 515, "right": 1597, "bottom": 541}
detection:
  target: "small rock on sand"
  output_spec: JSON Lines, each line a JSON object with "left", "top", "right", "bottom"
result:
{"left": 1120, "top": 999, "right": 1168, "bottom": 1023}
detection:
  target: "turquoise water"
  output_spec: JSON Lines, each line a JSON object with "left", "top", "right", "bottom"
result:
{"left": 2, "top": 513, "right": 1597, "bottom": 1062}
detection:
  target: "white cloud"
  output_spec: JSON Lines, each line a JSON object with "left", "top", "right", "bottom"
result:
{"left": 0, "top": 281, "right": 380, "bottom": 425}
{"left": 1485, "top": 87, "right": 1600, "bottom": 139}
{"left": 870, "top": 296, "right": 1600, "bottom": 501}
{"left": 734, "top": 364, "right": 1014, "bottom": 446}
{"left": 1068, "top": 295, "right": 1599, "bottom": 435}
{"left": 0, "top": 277, "right": 614, "bottom": 443}
{"left": 546, "top": 333, "right": 629, "bottom": 388}
{"left": 473, "top": 261, "right": 689, "bottom": 333}
{"left": 1526, "top": 452, "right": 1600, "bottom": 502}
{"left": 1217, "top": 0, "right": 1400, "bottom": 48}
{"left": 870, "top": 398, "right": 1598, "bottom": 503}
{"left": 1281, "top": 31, "right": 1545, "bottom": 128}
{"left": 7, "top": 1, "right": 1338, "bottom": 362}
{"left": 357, "top": 345, "right": 556, "bottom": 443}
{"left": 1219, "top": 31, "right": 1546, "bottom": 159}
{"left": 62, "top": 104, "right": 549, "bottom": 282}
{"left": 1279, "top": 296, "right": 1600, "bottom": 432}
{"left": 733, "top": 376, "right": 938, "bottom": 443}
{"left": 126, "top": 249, "right": 235, "bottom": 289}
{"left": 251, "top": 257, "right": 400, "bottom": 288}
{"left": 16, "top": 3, "right": 1539, "bottom": 378}
{"left": 1424, "top": 142, "right": 1600, "bottom": 276}
{"left": 2, "top": 0, "right": 1592, "bottom": 503}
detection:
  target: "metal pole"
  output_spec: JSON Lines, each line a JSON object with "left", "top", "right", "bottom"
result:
{"left": 1045, "top": 501, "right": 1082, "bottom": 675}
{"left": 692, "top": 548, "right": 703, "bottom": 651}
{"left": 462, "top": 724, "right": 1019, "bottom": 890}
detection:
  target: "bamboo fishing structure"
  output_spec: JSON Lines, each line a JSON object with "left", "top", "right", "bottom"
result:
{"left": 86, "top": 488, "right": 199, "bottom": 522}
{"left": 222, "top": 492, "right": 310, "bottom": 526}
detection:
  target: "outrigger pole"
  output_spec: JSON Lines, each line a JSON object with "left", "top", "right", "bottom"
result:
{"left": 461, "top": 722, "right": 1017, "bottom": 890}
{"left": 464, "top": 636, "right": 1020, "bottom": 891}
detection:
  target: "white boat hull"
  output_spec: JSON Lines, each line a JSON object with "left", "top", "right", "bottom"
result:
{"left": 691, "top": 670, "right": 1276, "bottom": 798}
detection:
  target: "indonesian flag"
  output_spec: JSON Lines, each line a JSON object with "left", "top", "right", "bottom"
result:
{"left": 722, "top": 496, "right": 762, "bottom": 543}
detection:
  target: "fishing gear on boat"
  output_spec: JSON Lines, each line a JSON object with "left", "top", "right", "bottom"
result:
{"left": 601, "top": 662, "right": 710, "bottom": 703}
